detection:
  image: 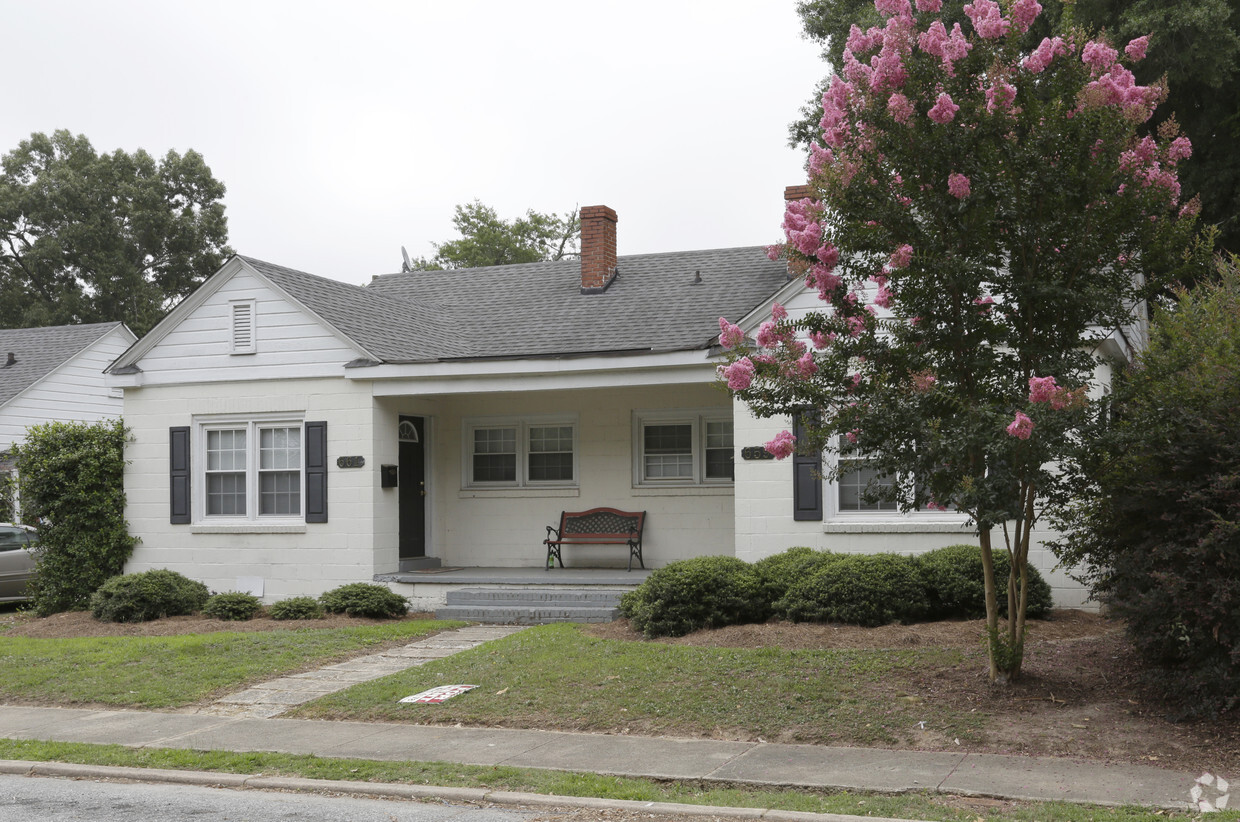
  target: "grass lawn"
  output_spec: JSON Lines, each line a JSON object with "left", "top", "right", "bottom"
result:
{"left": 0, "top": 619, "right": 462, "bottom": 708}
{"left": 0, "top": 738, "right": 1226, "bottom": 822}
{"left": 290, "top": 623, "right": 986, "bottom": 747}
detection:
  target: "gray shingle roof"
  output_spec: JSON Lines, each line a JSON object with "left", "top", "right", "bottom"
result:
{"left": 0, "top": 322, "right": 124, "bottom": 407}
{"left": 243, "top": 247, "right": 789, "bottom": 364}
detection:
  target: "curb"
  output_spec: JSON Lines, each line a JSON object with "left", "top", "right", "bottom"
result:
{"left": 0, "top": 759, "right": 918, "bottom": 822}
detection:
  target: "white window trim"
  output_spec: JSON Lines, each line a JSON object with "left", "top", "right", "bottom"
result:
{"left": 229, "top": 299, "right": 257, "bottom": 355}
{"left": 462, "top": 414, "right": 578, "bottom": 489}
{"left": 194, "top": 413, "right": 305, "bottom": 524}
{"left": 822, "top": 448, "right": 968, "bottom": 527}
{"left": 632, "top": 409, "right": 734, "bottom": 488}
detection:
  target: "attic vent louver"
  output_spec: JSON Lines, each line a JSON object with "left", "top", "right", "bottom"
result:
{"left": 230, "top": 300, "right": 257, "bottom": 354}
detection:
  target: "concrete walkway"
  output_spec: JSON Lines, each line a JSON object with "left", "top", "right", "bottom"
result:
{"left": 197, "top": 625, "right": 527, "bottom": 719}
{"left": 0, "top": 704, "right": 1204, "bottom": 812}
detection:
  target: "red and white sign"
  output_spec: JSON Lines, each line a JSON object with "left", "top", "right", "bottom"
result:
{"left": 399, "top": 684, "right": 479, "bottom": 704}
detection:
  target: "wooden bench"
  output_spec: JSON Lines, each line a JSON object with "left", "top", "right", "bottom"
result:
{"left": 544, "top": 507, "right": 646, "bottom": 571}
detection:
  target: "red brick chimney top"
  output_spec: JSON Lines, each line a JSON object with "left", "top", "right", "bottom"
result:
{"left": 580, "top": 205, "right": 618, "bottom": 294}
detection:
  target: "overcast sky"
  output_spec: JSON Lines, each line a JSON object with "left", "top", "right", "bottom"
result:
{"left": 4, "top": 1, "right": 826, "bottom": 286}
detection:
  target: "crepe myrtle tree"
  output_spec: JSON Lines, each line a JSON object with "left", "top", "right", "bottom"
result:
{"left": 719, "top": 0, "right": 1207, "bottom": 681}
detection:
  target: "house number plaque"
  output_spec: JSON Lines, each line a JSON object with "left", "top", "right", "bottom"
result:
{"left": 741, "top": 446, "right": 775, "bottom": 461}
{"left": 336, "top": 456, "right": 365, "bottom": 469}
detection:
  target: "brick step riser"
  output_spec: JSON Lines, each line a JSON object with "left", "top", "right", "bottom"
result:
{"left": 444, "top": 589, "right": 624, "bottom": 607}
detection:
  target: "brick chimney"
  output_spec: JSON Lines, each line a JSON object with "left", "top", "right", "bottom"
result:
{"left": 784, "top": 184, "right": 813, "bottom": 202}
{"left": 580, "top": 205, "right": 618, "bottom": 293}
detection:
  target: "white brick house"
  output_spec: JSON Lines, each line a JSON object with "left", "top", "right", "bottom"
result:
{"left": 106, "top": 203, "right": 1102, "bottom": 605}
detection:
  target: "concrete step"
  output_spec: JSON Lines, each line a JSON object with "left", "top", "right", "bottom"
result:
{"left": 444, "top": 587, "right": 624, "bottom": 607}
{"left": 437, "top": 587, "right": 625, "bottom": 624}
{"left": 435, "top": 604, "right": 620, "bottom": 624}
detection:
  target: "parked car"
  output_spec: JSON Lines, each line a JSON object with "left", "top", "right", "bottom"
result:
{"left": 0, "top": 523, "right": 37, "bottom": 602}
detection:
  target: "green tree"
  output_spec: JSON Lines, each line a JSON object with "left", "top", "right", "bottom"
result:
{"left": 0, "top": 130, "right": 231, "bottom": 335}
{"left": 722, "top": 0, "right": 1207, "bottom": 681}
{"left": 1051, "top": 259, "right": 1240, "bottom": 717}
{"left": 408, "top": 201, "right": 579, "bottom": 270}
{"left": 792, "top": 0, "right": 1240, "bottom": 256}
{"left": 14, "top": 419, "right": 137, "bottom": 615}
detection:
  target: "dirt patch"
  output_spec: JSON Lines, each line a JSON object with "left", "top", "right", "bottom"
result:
{"left": 585, "top": 612, "right": 1240, "bottom": 776}
{"left": 0, "top": 609, "right": 443, "bottom": 638}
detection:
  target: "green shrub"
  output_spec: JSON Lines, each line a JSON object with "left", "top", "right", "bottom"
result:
{"left": 919, "top": 544, "right": 1053, "bottom": 620}
{"left": 202, "top": 591, "right": 263, "bottom": 621}
{"left": 90, "top": 569, "right": 210, "bottom": 623}
{"left": 319, "top": 583, "right": 408, "bottom": 618}
{"left": 269, "top": 596, "right": 325, "bottom": 620}
{"left": 779, "top": 554, "right": 929, "bottom": 627}
{"left": 619, "top": 556, "right": 764, "bottom": 638}
{"left": 752, "top": 547, "right": 844, "bottom": 618}
{"left": 14, "top": 420, "right": 137, "bottom": 615}
{"left": 1053, "top": 263, "right": 1240, "bottom": 717}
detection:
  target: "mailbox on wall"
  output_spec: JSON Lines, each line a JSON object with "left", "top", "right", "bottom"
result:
{"left": 380, "top": 464, "right": 399, "bottom": 488}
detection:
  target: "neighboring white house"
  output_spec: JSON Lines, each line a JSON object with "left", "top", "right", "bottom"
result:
{"left": 0, "top": 323, "right": 137, "bottom": 488}
{"left": 106, "top": 200, "right": 1108, "bottom": 606}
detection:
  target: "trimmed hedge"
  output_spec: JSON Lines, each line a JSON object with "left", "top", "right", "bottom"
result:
{"left": 619, "top": 555, "right": 764, "bottom": 638}
{"left": 319, "top": 583, "right": 409, "bottom": 619}
{"left": 779, "top": 553, "right": 930, "bottom": 627}
{"left": 90, "top": 569, "right": 210, "bottom": 623}
{"left": 203, "top": 591, "right": 263, "bottom": 621}
{"left": 269, "top": 596, "right": 325, "bottom": 620}
{"left": 752, "top": 547, "right": 843, "bottom": 618}
{"left": 919, "top": 544, "right": 1053, "bottom": 619}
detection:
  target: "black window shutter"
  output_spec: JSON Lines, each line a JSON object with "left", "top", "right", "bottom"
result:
{"left": 305, "top": 421, "right": 328, "bottom": 523}
{"left": 170, "top": 426, "right": 191, "bottom": 524}
{"left": 792, "top": 413, "right": 823, "bottom": 521}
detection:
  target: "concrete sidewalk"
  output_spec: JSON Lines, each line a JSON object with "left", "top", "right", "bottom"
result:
{"left": 0, "top": 705, "right": 1201, "bottom": 811}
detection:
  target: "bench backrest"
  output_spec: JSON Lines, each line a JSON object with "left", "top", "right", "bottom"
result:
{"left": 561, "top": 507, "right": 645, "bottom": 538}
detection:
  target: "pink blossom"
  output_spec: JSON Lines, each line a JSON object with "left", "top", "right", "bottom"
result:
{"left": 1180, "top": 198, "right": 1202, "bottom": 218}
{"left": 845, "top": 429, "right": 860, "bottom": 444}
{"left": 1022, "top": 36, "right": 1067, "bottom": 73}
{"left": 925, "top": 500, "right": 949, "bottom": 511}
{"left": 809, "top": 142, "right": 834, "bottom": 176}
{"left": 806, "top": 262, "right": 843, "bottom": 302}
{"left": 973, "top": 295, "right": 994, "bottom": 312}
{"left": 810, "top": 331, "right": 836, "bottom": 349}
{"left": 1028, "top": 375, "right": 1059, "bottom": 403}
{"left": 915, "top": 0, "right": 942, "bottom": 10}
{"left": 846, "top": 316, "right": 866, "bottom": 337}
{"left": 912, "top": 371, "right": 937, "bottom": 392}
{"left": 985, "top": 78, "right": 1017, "bottom": 113}
{"left": 756, "top": 321, "right": 779, "bottom": 349}
{"left": 843, "top": 48, "right": 875, "bottom": 86}
{"left": 1125, "top": 35, "right": 1150, "bottom": 61}
{"left": 1010, "top": 0, "right": 1041, "bottom": 33}
{"left": 1168, "top": 136, "right": 1192, "bottom": 163}
{"left": 817, "top": 243, "right": 841, "bottom": 268}
{"left": 1006, "top": 411, "right": 1034, "bottom": 440}
{"left": 889, "top": 243, "right": 913, "bottom": 269}
{"left": 718, "top": 318, "right": 745, "bottom": 350}
{"left": 796, "top": 350, "right": 819, "bottom": 378}
{"left": 720, "top": 357, "right": 756, "bottom": 391}
{"left": 927, "top": 92, "right": 960, "bottom": 124}
{"left": 764, "top": 244, "right": 782, "bottom": 261}
{"left": 964, "top": 0, "right": 1010, "bottom": 39}
{"left": 783, "top": 198, "right": 824, "bottom": 257}
{"left": 870, "top": 47, "right": 909, "bottom": 92}
{"left": 874, "top": 282, "right": 894, "bottom": 308}
{"left": 948, "top": 172, "right": 971, "bottom": 198}
{"left": 819, "top": 78, "right": 855, "bottom": 147}
{"left": 888, "top": 92, "right": 915, "bottom": 124}
{"left": 846, "top": 23, "right": 883, "bottom": 55}
{"left": 851, "top": 373, "right": 864, "bottom": 390}
{"left": 772, "top": 302, "right": 788, "bottom": 321}
{"left": 764, "top": 430, "right": 797, "bottom": 460}
{"left": 1082, "top": 40, "right": 1119, "bottom": 73}
{"left": 874, "top": 0, "right": 912, "bottom": 18}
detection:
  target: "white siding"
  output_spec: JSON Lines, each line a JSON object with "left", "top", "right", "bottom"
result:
{"left": 0, "top": 326, "right": 133, "bottom": 452}
{"left": 135, "top": 268, "right": 363, "bottom": 383}
{"left": 122, "top": 377, "right": 380, "bottom": 599}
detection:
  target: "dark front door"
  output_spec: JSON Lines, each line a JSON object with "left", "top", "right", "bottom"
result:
{"left": 398, "top": 416, "right": 426, "bottom": 559}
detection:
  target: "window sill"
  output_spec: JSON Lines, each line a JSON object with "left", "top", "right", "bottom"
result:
{"left": 823, "top": 519, "right": 972, "bottom": 534}
{"left": 191, "top": 523, "right": 307, "bottom": 534}
{"left": 458, "top": 487, "right": 580, "bottom": 499}
{"left": 631, "top": 485, "right": 734, "bottom": 497}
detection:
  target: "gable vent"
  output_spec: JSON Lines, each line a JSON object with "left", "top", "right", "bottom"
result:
{"left": 230, "top": 300, "right": 256, "bottom": 354}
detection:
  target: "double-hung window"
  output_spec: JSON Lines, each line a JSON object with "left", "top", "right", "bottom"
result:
{"left": 464, "top": 416, "right": 577, "bottom": 488}
{"left": 826, "top": 438, "right": 960, "bottom": 521}
{"left": 200, "top": 418, "right": 303, "bottom": 519}
{"left": 633, "top": 410, "right": 734, "bottom": 486}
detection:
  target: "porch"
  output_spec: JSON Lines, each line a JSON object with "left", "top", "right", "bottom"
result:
{"left": 375, "top": 565, "right": 653, "bottom": 623}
